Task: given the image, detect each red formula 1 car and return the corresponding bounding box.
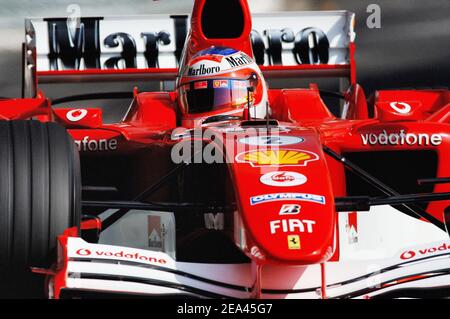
[1,0,450,299]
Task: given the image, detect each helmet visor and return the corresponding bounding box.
[180,78,255,114]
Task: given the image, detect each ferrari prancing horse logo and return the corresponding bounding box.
[236,150,319,167]
[288,235,301,250]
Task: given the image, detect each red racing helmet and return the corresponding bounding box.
[177,47,269,118]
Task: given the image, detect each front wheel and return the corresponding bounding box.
[0,120,81,298]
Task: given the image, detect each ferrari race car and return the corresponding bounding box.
[1,0,450,299]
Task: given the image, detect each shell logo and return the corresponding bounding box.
[236,150,319,167]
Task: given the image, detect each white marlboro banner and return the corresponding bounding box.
[25,11,355,72]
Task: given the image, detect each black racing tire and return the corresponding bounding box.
[0,120,81,298]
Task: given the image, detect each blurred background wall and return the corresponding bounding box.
[0,0,449,99]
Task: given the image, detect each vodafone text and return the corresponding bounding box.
[75,248,167,265]
[400,242,450,260]
[74,136,118,152]
[361,130,442,146]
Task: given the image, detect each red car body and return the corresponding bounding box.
[1,0,449,298]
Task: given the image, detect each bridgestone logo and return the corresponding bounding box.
[188,64,220,76]
[361,130,442,146]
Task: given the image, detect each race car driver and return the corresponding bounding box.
[176,46,269,126]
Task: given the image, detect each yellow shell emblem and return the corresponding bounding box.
[237,150,318,167]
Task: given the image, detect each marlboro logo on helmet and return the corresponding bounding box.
[188,64,221,76]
